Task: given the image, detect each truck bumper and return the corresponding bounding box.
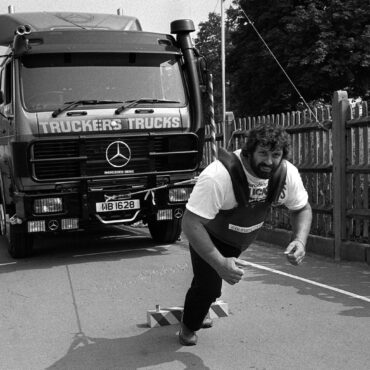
[13,183,192,234]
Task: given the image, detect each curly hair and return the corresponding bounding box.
[241,124,291,160]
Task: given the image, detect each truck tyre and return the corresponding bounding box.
[0,200,6,236]
[0,176,7,236]
[7,222,34,259]
[147,217,182,243]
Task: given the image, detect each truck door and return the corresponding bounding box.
[0,60,13,177]
[0,61,13,132]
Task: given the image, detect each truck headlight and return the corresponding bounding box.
[34,198,63,214]
[168,187,192,202]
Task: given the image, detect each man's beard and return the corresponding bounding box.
[250,160,279,179]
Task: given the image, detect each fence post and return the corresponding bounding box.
[332,91,349,261]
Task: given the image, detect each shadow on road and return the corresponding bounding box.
[44,260,207,370]
[46,326,210,370]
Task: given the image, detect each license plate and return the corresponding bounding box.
[96,199,140,212]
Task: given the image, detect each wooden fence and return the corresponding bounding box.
[202,91,370,263]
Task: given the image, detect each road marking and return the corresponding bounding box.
[242,260,370,304]
[73,246,166,258]
[0,262,16,267]
[100,235,149,240]
[112,225,148,236]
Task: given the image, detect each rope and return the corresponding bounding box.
[236,3,328,131]
[103,177,198,202]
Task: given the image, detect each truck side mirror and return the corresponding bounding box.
[0,90,4,105]
[196,56,208,93]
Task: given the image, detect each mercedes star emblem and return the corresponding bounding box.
[48,219,59,231]
[174,208,183,219]
[106,141,131,168]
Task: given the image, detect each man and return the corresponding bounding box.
[179,124,312,346]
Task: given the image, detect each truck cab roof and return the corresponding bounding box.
[0,11,143,46]
[0,12,179,54]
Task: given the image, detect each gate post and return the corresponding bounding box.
[332,91,350,261]
[224,111,235,150]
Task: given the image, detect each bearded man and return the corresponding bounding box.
[179,124,312,346]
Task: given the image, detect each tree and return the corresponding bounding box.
[195,11,237,121]
[228,0,370,116]
[196,0,370,117]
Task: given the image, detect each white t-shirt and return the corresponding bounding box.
[186,149,308,220]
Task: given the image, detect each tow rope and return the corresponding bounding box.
[103,177,198,203]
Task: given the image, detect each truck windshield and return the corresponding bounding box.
[20,53,186,112]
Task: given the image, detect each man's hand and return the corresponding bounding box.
[284,239,305,265]
[216,257,245,285]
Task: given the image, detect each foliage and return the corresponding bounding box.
[195,13,225,120]
[196,0,370,117]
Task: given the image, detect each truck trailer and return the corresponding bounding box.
[0,11,207,257]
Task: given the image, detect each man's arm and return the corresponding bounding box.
[284,202,313,265]
[181,209,244,285]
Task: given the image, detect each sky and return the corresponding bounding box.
[0,0,234,34]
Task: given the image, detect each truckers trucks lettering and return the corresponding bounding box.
[128,116,181,129]
[38,116,182,134]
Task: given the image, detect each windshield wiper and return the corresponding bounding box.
[115,98,180,115]
[52,100,123,118]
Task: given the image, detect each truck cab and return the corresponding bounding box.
[0,12,207,257]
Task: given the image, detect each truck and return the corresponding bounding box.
[0,11,207,258]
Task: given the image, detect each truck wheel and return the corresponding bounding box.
[0,201,6,236]
[7,222,34,259]
[0,176,7,236]
[147,217,182,243]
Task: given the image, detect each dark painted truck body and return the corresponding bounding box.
[0,12,207,257]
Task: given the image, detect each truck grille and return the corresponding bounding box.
[30,134,199,181]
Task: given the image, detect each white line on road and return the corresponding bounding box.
[112,225,148,236]
[73,246,167,258]
[0,262,16,267]
[99,235,149,240]
[243,260,370,304]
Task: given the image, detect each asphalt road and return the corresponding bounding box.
[0,225,369,370]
